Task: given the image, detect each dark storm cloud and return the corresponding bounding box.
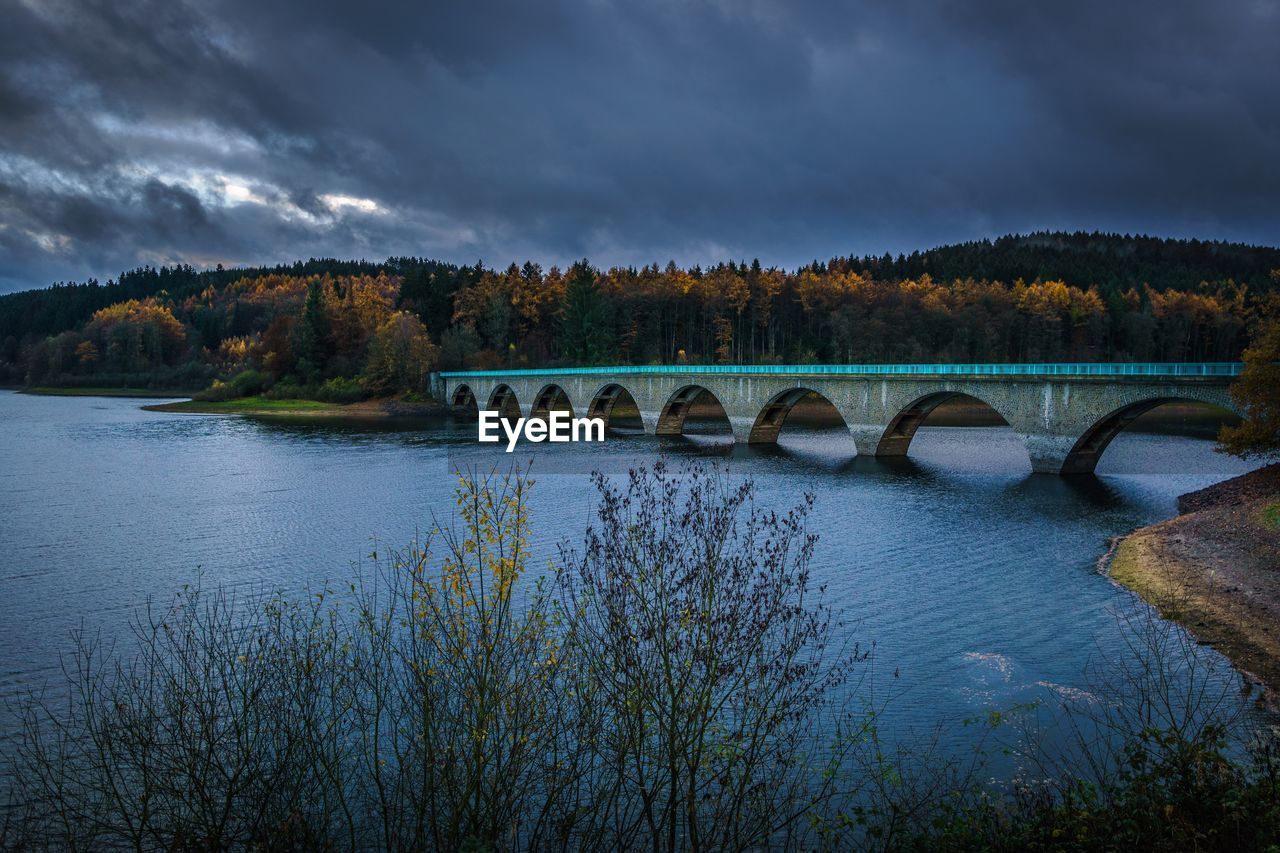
[0,0,1277,292]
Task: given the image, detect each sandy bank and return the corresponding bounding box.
[1108,463,1280,693]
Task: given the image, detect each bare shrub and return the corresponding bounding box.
[345,466,587,851]
[554,460,864,850]
[6,584,353,850]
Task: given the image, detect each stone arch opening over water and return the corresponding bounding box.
[876,392,1011,457]
[656,385,732,437]
[531,384,574,421]
[748,388,850,445]
[1063,397,1241,475]
[451,383,478,411]
[487,384,522,423]
[587,383,644,431]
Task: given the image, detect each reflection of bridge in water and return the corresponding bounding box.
[437,363,1242,475]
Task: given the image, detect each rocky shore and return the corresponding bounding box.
[1108,463,1280,695]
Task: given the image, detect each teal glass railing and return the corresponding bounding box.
[441,362,1242,379]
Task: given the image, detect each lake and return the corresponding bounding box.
[0,389,1264,772]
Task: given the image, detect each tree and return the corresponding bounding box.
[255,316,295,378]
[294,280,331,381]
[1219,305,1280,459]
[557,261,611,365]
[364,312,439,395]
[82,299,187,373]
[555,461,860,849]
[75,340,99,370]
[438,325,481,370]
[351,467,577,850]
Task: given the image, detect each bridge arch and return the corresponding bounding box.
[530,383,575,420]
[486,384,522,423]
[451,383,478,411]
[747,387,849,444]
[876,391,1011,457]
[587,383,643,431]
[1061,397,1240,475]
[656,384,732,437]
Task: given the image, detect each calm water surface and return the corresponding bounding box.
[0,390,1264,764]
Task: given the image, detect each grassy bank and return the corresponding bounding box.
[1108,463,1280,695]
[23,386,200,398]
[147,396,341,415]
[145,395,463,418]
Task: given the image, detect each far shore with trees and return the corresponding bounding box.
[1,233,1278,412]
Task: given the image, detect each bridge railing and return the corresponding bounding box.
[441,362,1242,379]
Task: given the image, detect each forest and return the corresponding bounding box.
[1,232,1277,398]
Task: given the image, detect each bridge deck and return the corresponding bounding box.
[441,362,1241,380]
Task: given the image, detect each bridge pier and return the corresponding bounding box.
[638,409,662,435]
[729,418,756,445]
[846,424,888,458]
[1019,433,1080,475]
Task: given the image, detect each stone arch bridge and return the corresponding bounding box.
[436,363,1241,475]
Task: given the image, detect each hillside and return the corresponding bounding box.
[0,232,1275,398]
[3,232,1278,346]
[854,231,1280,293]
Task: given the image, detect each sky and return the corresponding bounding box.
[0,0,1277,293]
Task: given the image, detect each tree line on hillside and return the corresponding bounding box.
[863,231,1280,293]
[1,232,1277,397]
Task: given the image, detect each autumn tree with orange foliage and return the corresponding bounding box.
[83,298,188,373]
[364,312,440,395]
[1219,272,1280,459]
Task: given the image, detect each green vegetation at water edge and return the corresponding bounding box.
[24,386,200,398]
[149,396,341,413]
[1219,314,1280,459]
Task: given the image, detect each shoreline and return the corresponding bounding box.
[1107,463,1280,697]
[21,386,203,398]
[142,395,469,419]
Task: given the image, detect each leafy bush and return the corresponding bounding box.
[896,727,1280,851]
[315,375,367,404]
[263,380,310,400]
[196,368,269,401]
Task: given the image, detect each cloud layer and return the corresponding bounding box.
[1,0,1277,292]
